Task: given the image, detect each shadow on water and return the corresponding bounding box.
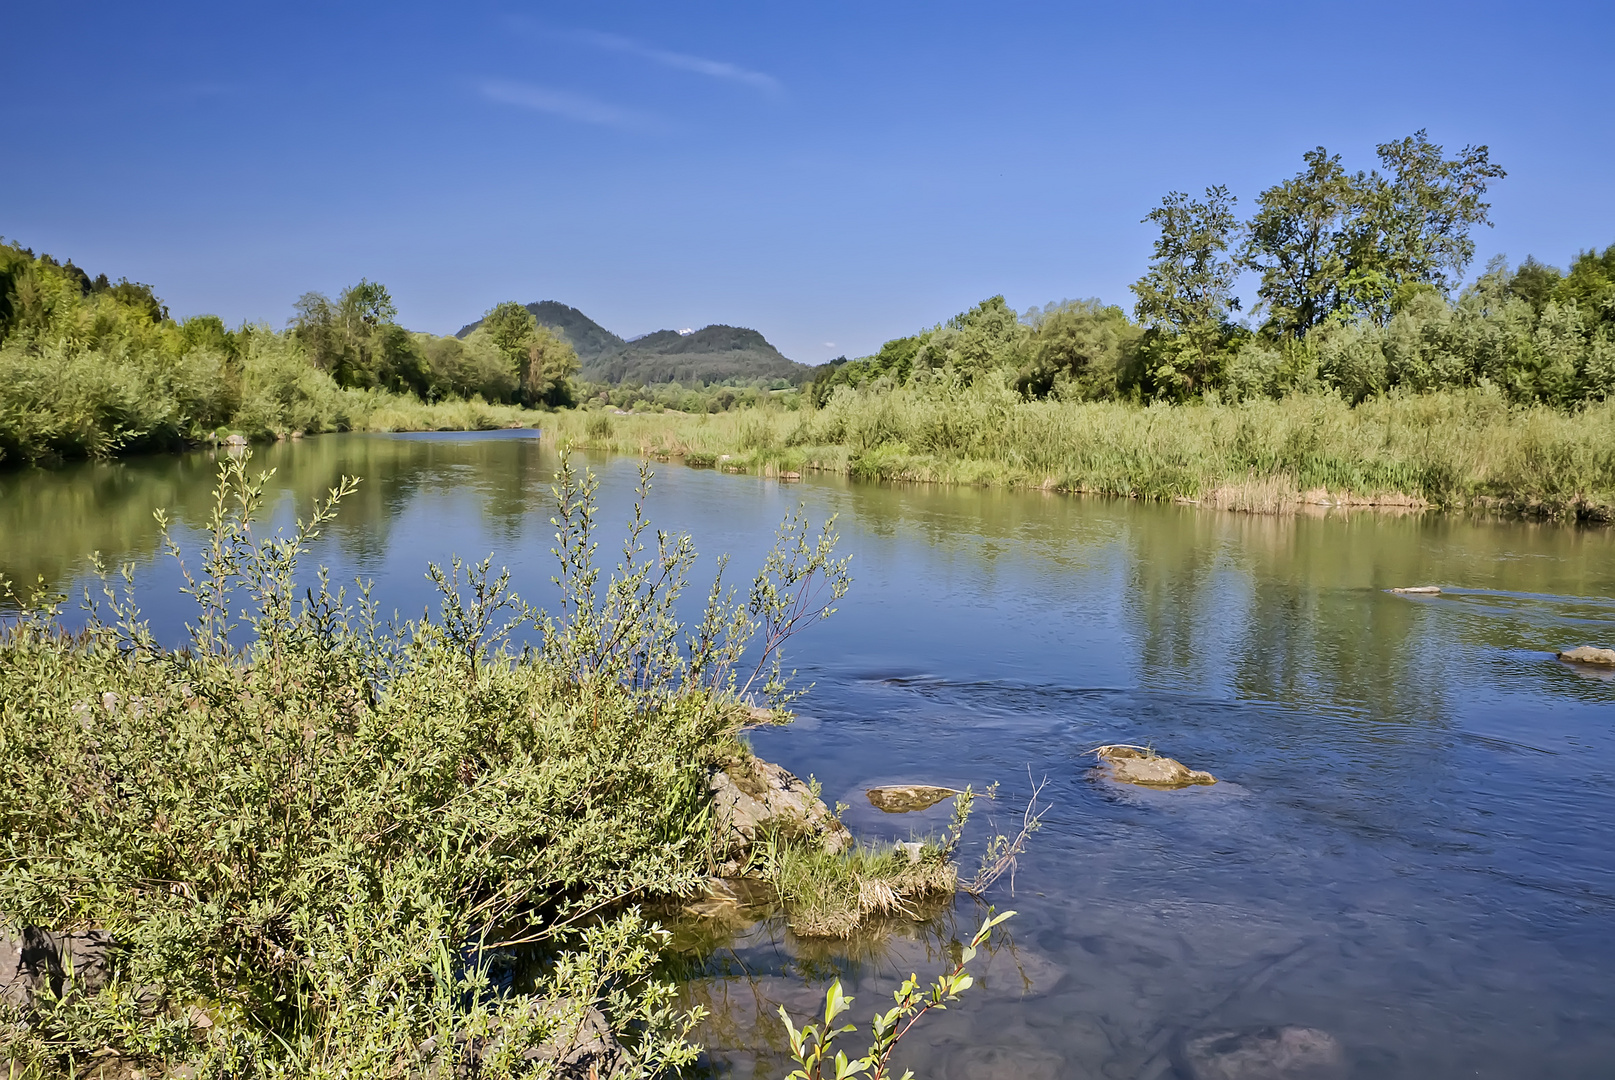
[5,432,1615,1077]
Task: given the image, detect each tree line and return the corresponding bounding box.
[0,242,578,463]
[813,131,1615,409]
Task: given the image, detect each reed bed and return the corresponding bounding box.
[546,386,1615,522]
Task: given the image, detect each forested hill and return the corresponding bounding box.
[588,324,812,386]
[456,300,625,361]
[460,300,809,385]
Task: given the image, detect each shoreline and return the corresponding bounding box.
[540,397,1615,526]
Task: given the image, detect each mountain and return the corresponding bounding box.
[457,301,811,386]
[587,324,812,386]
[456,301,625,362]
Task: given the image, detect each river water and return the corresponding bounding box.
[4,431,1614,1078]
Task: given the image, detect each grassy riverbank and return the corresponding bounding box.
[549,385,1615,522]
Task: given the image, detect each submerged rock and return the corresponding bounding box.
[865,784,959,813]
[1389,585,1441,594]
[944,1045,1064,1080]
[1181,1026,1345,1080]
[1093,745,1216,788]
[1557,645,1615,666]
[708,755,851,867]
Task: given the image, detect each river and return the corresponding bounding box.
[4,430,1614,1078]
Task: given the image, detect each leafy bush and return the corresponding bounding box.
[0,449,851,1076]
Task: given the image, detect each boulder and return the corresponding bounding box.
[0,928,118,1010]
[1181,1026,1344,1080]
[865,784,959,813]
[1094,745,1215,788]
[708,756,851,865]
[1558,645,1615,666]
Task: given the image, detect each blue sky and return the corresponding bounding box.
[7,1,1612,361]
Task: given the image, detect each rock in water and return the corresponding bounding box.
[1094,745,1216,788]
[1389,585,1441,594]
[1181,1027,1344,1080]
[1558,645,1615,666]
[865,784,959,813]
[708,755,851,866]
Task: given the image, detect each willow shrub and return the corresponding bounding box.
[0,449,849,1077]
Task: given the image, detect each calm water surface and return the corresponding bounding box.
[4,431,1614,1079]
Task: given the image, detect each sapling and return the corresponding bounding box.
[776,909,1015,1080]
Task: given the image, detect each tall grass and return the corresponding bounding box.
[548,384,1615,522]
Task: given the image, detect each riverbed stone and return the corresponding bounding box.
[1181,1026,1345,1080]
[1094,745,1216,788]
[1557,645,1615,666]
[944,1045,1064,1080]
[0,927,118,1010]
[866,784,958,813]
[708,755,851,865]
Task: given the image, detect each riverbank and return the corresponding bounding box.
[546,386,1615,523]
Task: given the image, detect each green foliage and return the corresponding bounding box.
[475,302,581,408]
[1242,147,1359,337]
[292,280,430,395]
[1130,186,1244,397]
[1243,132,1506,335]
[0,243,553,465]
[1016,300,1140,400]
[0,449,851,1075]
[776,910,1014,1080]
[1367,130,1506,300]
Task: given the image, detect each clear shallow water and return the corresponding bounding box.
[4,432,1615,1078]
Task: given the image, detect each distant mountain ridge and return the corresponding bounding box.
[456,301,625,362]
[457,301,811,386]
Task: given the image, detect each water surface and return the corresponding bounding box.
[4,432,1614,1078]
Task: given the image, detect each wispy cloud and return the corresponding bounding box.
[478,80,652,129]
[573,30,781,93]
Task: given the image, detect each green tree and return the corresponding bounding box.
[523,323,581,406]
[912,296,1027,383]
[1241,148,1358,337]
[1555,242,1615,332]
[1016,299,1136,399]
[1131,185,1242,396]
[1353,130,1506,315]
[1506,256,1564,314]
[482,299,538,366]
[480,301,579,407]
[292,280,426,393]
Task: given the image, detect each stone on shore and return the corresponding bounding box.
[0,928,117,1011]
[708,755,851,867]
[1094,745,1216,788]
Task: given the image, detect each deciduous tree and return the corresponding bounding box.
[1131,185,1242,396]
